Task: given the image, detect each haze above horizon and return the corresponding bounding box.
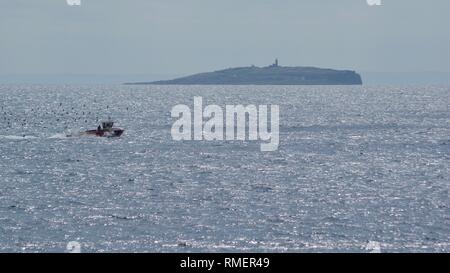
[1,0,450,83]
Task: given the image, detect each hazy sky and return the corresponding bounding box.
[1,0,450,76]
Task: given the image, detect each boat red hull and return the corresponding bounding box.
[83,128,124,137]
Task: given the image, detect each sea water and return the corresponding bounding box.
[0,84,449,252]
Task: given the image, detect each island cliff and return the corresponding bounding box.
[128,60,362,85]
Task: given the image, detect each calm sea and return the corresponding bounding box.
[0,84,449,252]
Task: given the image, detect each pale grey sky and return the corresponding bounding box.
[1,0,450,80]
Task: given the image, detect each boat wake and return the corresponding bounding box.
[48,133,71,139]
[0,135,38,140]
[1,120,124,140]
[0,134,69,140]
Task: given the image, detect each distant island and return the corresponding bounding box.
[127,60,362,85]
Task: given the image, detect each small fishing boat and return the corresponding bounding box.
[83,120,124,137]
[67,120,124,138]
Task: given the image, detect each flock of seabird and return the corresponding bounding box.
[1,103,129,132]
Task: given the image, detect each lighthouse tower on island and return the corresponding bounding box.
[270,59,279,67]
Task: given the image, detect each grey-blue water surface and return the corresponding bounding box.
[0,84,449,252]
